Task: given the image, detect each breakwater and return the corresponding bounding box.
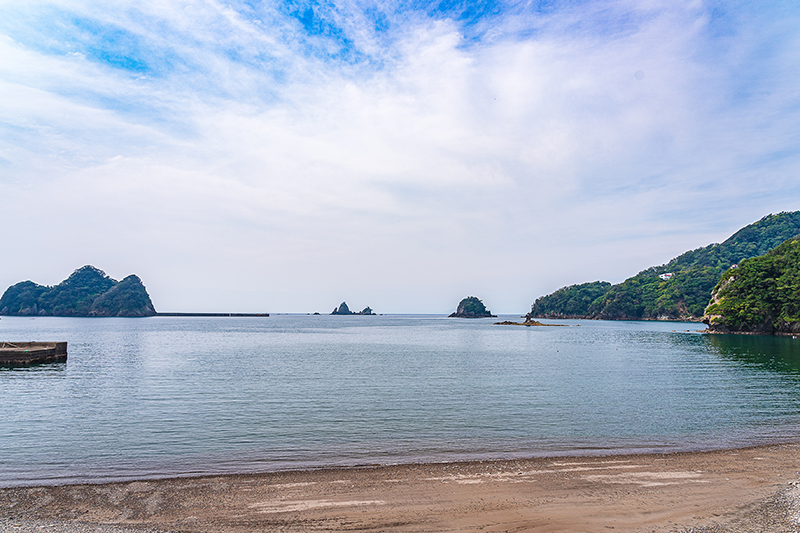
[156,313,269,317]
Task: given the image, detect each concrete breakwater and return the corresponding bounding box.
[156,313,269,317]
[0,342,67,367]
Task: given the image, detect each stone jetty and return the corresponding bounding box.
[0,342,67,367]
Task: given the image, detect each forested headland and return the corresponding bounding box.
[531,211,800,321]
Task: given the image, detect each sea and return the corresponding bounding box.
[2,314,800,487]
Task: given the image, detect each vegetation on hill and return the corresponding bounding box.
[0,266,156,317]
[450,296,496,318]
[530,211,800,321]
[88,275,157,317]
[530,281,611,318]
[703,236,800,334]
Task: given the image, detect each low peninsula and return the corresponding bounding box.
[0,265,156,317]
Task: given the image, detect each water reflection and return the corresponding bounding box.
[706,334,800,374]
[0,362,67,373]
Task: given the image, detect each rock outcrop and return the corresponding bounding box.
[331,302,375,315]
[494,315,567,327]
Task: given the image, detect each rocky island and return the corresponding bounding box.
[331,302,375,315]
[0,265,156,317]
[449,296,496,318]
[703,235,800,335]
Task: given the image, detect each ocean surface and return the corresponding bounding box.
[2,314,800,487]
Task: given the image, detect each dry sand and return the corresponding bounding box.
[3,443,800,532]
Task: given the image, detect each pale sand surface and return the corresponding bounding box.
[2,444,800,532]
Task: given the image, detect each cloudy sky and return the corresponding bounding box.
[1,0,799,314]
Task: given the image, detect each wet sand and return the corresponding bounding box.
[2,443,800,532]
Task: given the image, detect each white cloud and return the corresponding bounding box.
[1,0,799,312]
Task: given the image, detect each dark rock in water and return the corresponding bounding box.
[0,266,157,317]
[331,302,376,315]
[449,296,496,318]
[494,316,568,327]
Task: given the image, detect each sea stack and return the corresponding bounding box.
[332,302,353,315]
[331,302,376,315]
[449,296,496,318]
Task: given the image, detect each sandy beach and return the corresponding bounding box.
[2,443,800,532]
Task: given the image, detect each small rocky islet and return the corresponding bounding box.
[331,302,375,315]
[449,296,496,318]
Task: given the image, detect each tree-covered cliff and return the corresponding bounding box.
[0,266,156,317]
[703,236,800,334]
[531,211,800,321]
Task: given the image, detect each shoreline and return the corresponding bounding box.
[5,437,799,490]
[3,443,800,532]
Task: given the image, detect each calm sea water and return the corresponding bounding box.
[2,315,800,487]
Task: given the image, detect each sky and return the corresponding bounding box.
[1,0,799,314]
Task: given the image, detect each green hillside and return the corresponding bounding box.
[531,211,800,320]
[704,236,800,334]
[530,281,611,318]
[0,266,156,317]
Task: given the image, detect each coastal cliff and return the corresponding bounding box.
[703,236,800,335]
[0,266,156,317]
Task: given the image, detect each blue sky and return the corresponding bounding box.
[1,0,799,313]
